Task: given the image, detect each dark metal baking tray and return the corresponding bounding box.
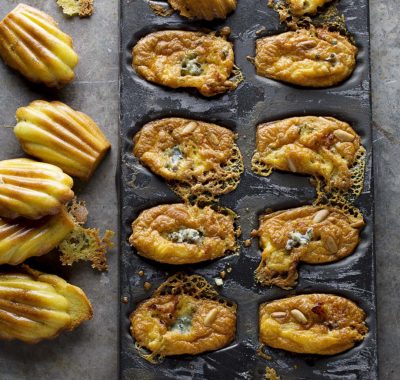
[119,0,377,378]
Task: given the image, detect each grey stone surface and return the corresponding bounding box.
[0,0,396,379]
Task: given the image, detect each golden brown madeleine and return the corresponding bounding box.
[259,294,368,355]
[14,101,111,181]
[132,30,238,97]
[255,28,357,87]
[133,118,243,200]
[0,207,74,265]
[130,204,237,265]
[255,205,364,289]
[0,265,92,343]
[0,158,74,220]
[252,116,363,191]
[130,274,236,356]
[0,4,79,87]
[168,0,236,20]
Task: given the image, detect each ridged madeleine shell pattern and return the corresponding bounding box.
[0,4,79,87]
[0,266,92,343]
[15,101,111,181]
[0,158,74,220]
[0,207,75,265]
[168,0,237,20]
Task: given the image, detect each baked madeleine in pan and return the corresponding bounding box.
[259,294,368,355]
[0,4,79,87]
[0,266,92,343]
[129,204,237,265]
[255,205,364,289]
[252,116,363,191]
[168,0,236,20]
[0,207,74,265]
[130,273,236,357]
[132,30,239,96]
[0,159,74,220]
[255,28,357,87]
[133,118,243,201]
[15,100,111,181]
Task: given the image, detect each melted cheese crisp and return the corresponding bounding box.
[255,205,364,289]
[255,28,357,87]
[168,0,236,20]
[259,294,368,355]
[252,116,362,191]
[130,204,237,265]
[0,266,92,343]
[286,0,332,16]
[133,118,243,201]
[133,30,238,96]
[131,294,236,356]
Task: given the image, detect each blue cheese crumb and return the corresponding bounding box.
[168,228,203,244]
[285,228,313,250]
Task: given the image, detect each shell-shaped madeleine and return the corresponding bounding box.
[168,0,236,20]
[15,101,111,181]
[0,4,79,87]
[0,207,75,265]
[0,266,92,343]
[0,158,74,220]
[259,294,368,355]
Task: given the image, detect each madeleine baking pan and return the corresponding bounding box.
[119,0,377,378]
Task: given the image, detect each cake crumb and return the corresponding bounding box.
[138,270,145,277]
[144,282,152,290]
[244,239,252,247]
[56,0,94,17]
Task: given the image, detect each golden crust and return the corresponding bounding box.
[285,0,332,16]
[133,118,243,200]
[129,204,237,265]
[0,158,74,220]
[0,265,92,343]
[0,4,79,87]
[168,0,236,20]
[131,294,236,356]
[0,206,75,265]
[255,28,357,87]
[132,30,238,96]
[259,294,368,355]
[255,205,364,289]
[15,100,111,181]
[252,116,362,190]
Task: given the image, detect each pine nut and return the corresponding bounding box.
[312,209,330,223]
[204,308,219,326]
[290,309,308,324]
[181,122,197,135]
[325,236,338,253]
[271,311,287,319]
[333,130,355,142]
[287,157,297,173]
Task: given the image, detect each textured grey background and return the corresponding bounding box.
[0,0,395,379]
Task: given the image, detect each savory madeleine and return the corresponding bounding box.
[255,28,357,87]
[0,158,74,220]
[131,274,236,357]
[0,4,79,87]
[132,30,239,96]
[129,204,237,265]
[252,116,363,191]
[168,0,236,20]
[259,294,368,355]
[133,118,243,201]
[0,266,92,343]
[0,207,74,265]
[15,100,111,181]
[255,205,364,289]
